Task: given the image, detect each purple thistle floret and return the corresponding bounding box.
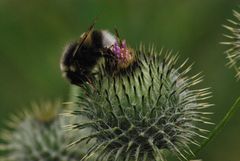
[113,42,121,58]
[111,40,130,61]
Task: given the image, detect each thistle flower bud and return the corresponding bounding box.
[0,101,85,161]
[69,46,212,161]
[222,10,240,79]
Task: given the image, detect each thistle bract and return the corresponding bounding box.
[70,46,212,161]
[223,10,240,79]
[0,101,85,161]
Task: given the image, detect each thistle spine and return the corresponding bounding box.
[222,10,240,79]
[0,101,85,161]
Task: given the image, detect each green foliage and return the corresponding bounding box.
[69,46,212,161]
[1,1,239,161]
[0,101,85,161]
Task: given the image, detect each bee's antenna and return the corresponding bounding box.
[114,28,122,46]
[72,21,96,58]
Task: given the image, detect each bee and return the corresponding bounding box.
[60,23,117,86]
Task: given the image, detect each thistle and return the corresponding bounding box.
[0,100,85,161]
[222,10,240,79]
[68,45,212,161]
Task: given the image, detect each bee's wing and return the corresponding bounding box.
[72,23,95,58]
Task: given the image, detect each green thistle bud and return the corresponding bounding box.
[222,10,240,79]
[69,46,212,161]
[0,101,85,161]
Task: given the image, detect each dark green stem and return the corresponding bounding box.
[196,96,240,155]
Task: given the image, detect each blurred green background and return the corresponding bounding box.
[0,0,240,160]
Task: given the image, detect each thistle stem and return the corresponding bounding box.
[196,96,240,155]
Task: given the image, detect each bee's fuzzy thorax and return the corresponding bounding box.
[101,30,117,48]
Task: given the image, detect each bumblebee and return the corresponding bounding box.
[60,24,116,86]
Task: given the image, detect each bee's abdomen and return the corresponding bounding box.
[64,70,88,85]
[60,42,78,72]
